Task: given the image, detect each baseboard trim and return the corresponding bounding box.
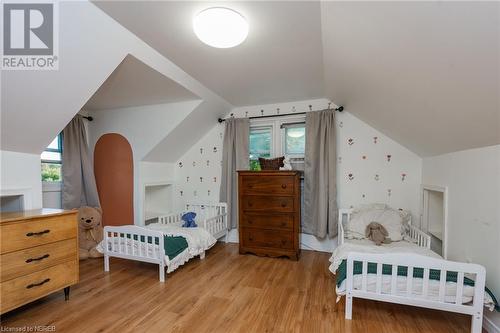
[484,314,500,333]
[223,229,337,253]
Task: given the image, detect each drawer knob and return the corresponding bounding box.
[26,254,50,263]
[26,278,50,289]
[26,229,50,237]
[281,184,287,189]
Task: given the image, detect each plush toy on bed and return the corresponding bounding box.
[78,206,104,260]
[365,222,391,246]
[181,212,197,228]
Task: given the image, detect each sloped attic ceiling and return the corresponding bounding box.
[94,1,499,157]
[322,1,499,157]
[83,55,199,111]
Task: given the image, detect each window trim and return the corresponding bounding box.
[41,134,62,164]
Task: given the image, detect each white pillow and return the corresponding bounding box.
[345,206,406,241]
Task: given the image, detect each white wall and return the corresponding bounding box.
[0,151,42,210]
[88,101,199,224]
[422,145,500,330]
[173,98,423,252]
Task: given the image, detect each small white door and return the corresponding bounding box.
[421,185,448,258]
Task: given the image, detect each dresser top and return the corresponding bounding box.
[0,209,77,223]
[238,170,301,176]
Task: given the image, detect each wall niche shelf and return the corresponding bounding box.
[143,181,174,223]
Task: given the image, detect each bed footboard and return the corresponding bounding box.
[345,252,486,333]
[406,225,431,249]
[103,226,166,282]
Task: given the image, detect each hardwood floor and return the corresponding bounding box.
[1,243,473,332]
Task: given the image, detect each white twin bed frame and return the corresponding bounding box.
[338,209,486,333]
[102,202,227,282]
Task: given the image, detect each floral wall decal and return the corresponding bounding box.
[348,138,355,146]
[401,173,407,181]
[200,148,203,154]
[374,174,380,181]
[373,136,378,144]
[178,162,183,168]
[192,161,196,167]
[386,154,392,162]
[348,173,355,181]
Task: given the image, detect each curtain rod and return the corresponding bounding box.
[217,105,343,123]
[80,115,93,121]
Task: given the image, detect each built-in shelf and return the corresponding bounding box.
[142,181,174,223]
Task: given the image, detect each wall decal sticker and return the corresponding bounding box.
[178,162,183,168]
[373,136,378,144]
[292,106,296,113]
[362,155,367,160]
[245,111,248,117]
[261,109,264,116]
[219,132,223,139]
[387,189,392,197]
[348,138,354,146]
[213,177,217,182]
[386,154,392,162]
[277,108,280,114]
[348,173,354,181]
[208,190,211,196]
[362,194,366,198]
[338,156,342,164]
[200,148,203,154]
[192,161,196,167]
[375,174,380,181]
[206,160,210,166]
[339,121,343,128]
[213,147,218,153]
[200,177,203,183]
[186,176,190,182]
[180,190,183,196]
[401,173,407,181]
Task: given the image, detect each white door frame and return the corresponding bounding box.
[420,184,448,259]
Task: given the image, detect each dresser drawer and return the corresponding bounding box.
[241,214,294,231]
[241,176,295,195]
[0,260,78,314]
[242,196,294,212]
[241,228,294,250]
[0,239,77,282]
[1,215,76,254]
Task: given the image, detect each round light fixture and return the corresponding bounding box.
[193,7,248,48]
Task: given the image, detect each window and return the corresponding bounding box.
[282,123,305,158]
[249,117,305,171]
[41,135,62,182]
[249,126,272,171]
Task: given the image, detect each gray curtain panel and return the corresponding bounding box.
[220,118,250,229]
[303,110,338,238]
[62,115,100,209]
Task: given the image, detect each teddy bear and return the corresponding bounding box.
[78,206,104,260]
[365,222,391,246]
[181,212,197,228]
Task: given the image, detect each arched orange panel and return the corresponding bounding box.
[94,133,134,226]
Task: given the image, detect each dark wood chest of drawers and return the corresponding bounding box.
[238,171,301,260]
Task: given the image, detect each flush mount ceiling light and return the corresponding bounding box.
[193,7,248,48]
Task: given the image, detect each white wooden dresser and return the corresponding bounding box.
[0,209,79,314]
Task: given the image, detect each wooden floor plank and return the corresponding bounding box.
[0,243,472,332]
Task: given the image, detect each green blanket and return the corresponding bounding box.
[120,233,188,260]
[335,259,499,311]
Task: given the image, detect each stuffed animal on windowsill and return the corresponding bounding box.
[181,212,197,228]
[365,222,392,246]
[78,206,104,260]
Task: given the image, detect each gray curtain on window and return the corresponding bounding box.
[62,115,100,209]
[220,118,250,229]
[303,110,337,238]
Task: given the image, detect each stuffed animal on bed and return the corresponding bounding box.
[181,212,197,228]
[365,222,391,246]
[78,206,104,260]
